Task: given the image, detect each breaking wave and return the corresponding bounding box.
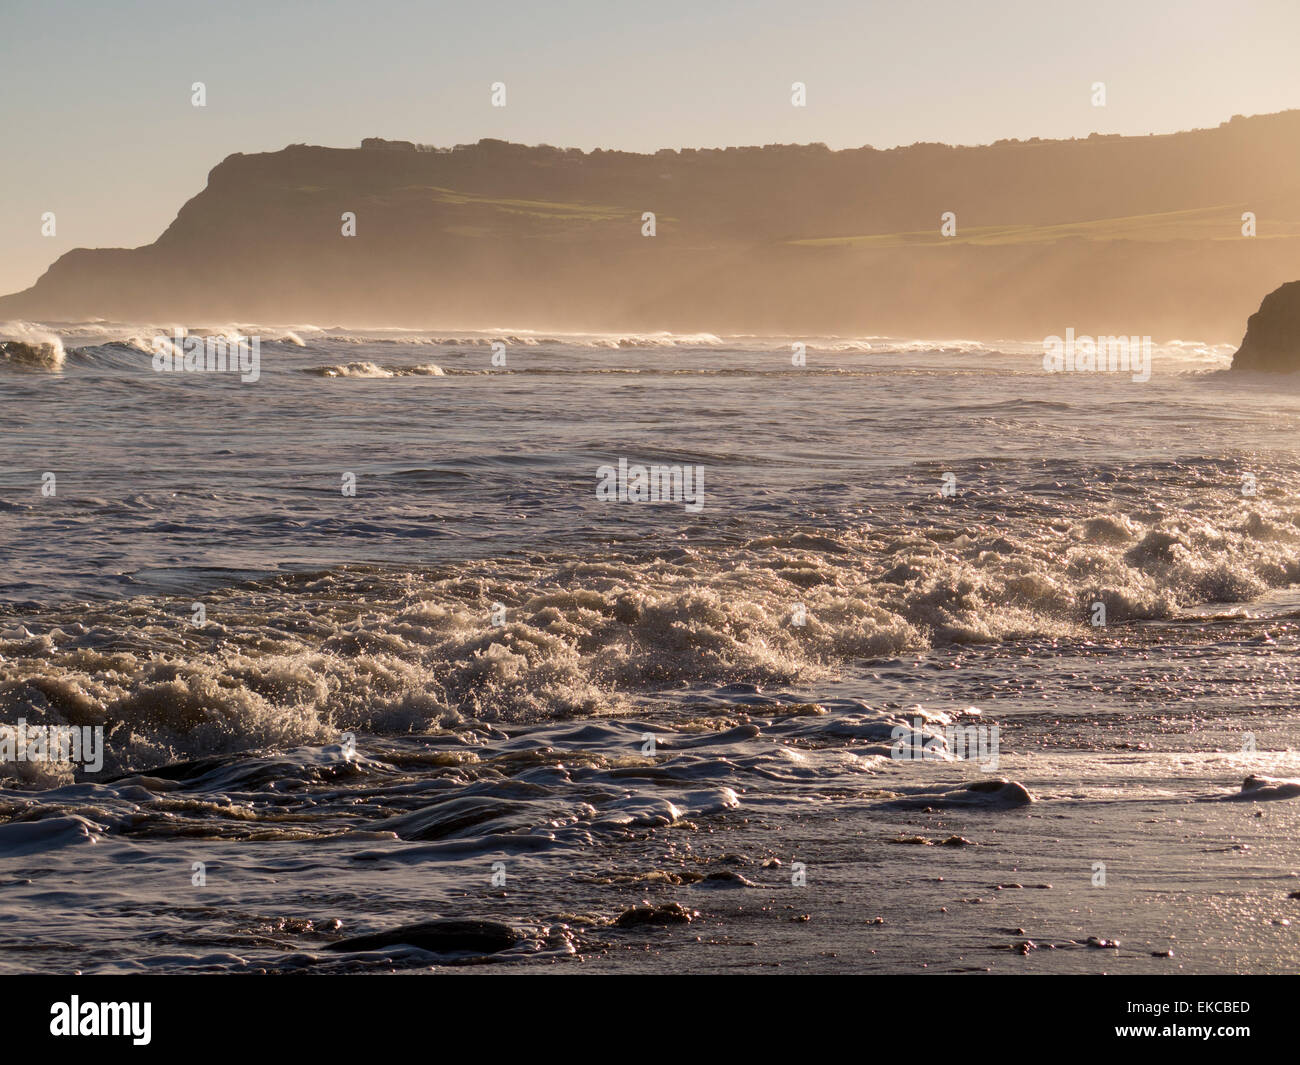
[3,478,1299,781]
[0,323,65,371]
[303,361,446,378]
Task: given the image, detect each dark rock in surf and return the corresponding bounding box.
[325,918,522,955]
[1232,774,1300,800]
[700,870,757,887]
[963,778,1035,805]
[1231,281,1300,372]
[879,778,1035,811]
[614,901,697,927]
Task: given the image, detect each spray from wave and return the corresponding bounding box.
[0,322,65,371]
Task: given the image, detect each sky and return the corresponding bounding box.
[2,0,1299,296]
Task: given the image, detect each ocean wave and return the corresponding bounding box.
[303,361,446,377]
[0,322,1243,373]
[3,481,1298,779]
[0,323,65,371]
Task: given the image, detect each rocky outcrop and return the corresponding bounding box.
[1231,281,1300,371]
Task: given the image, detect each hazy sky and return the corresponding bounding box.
[2,0,1298,296]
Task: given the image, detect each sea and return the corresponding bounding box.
[1,322,1298,973]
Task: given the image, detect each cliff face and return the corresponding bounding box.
[1231,281,1300,371]
[5,111,1300,336]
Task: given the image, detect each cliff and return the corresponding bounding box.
[5,111,1300,337]
[1231,281,1300,371]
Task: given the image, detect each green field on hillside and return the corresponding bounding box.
[789,205,1300,247]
